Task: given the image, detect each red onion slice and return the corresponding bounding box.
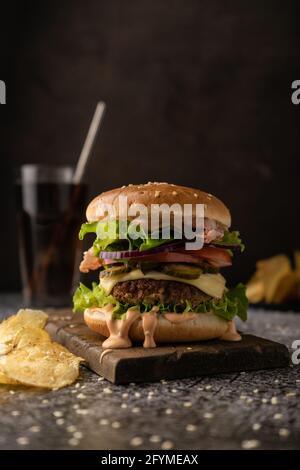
[209,243,241,251]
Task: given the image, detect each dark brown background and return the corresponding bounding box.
[1,0,300,290]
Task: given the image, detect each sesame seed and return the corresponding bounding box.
[165,409,173,415]
[112,421,121,429]
[194,193,198,198]
[68,438,79,447]
[271,397,278,405]
[56,419,65,426]
[246,398,253,404]
[130,436,143,447]
[262,398,268,404]
[273,413,283,420]
[77,393,86,399]
[252,423,261,431]
[53,411,63,417]
[99,419,109,426]
[67,425,77,433]
[9,390,15,395]
[121,403,128,409]
[278,428,290,437]
[149,435,161,443]
[122,393,129,398]
[98,377,104,381]
[172,191,178,196]
[134,392,141,398]
[73,432,83,439]
[73,404,79,409]
[171,389,177,393]
[186,347,193,350]
[205,385,212,390]
[75,409,88,415]
[285,392,296,397]
[160,380,168,384]
[103,387,112,394]
[161,440,174,450]
[132,407,140,413]
[240,395,247,400]
[241,439,260,449]
[197,387,204,391]
[29,426,40,433]
[17,437,29,446]
[274,379,279,384]
[186,424,197,432]
[183,402,192,408]
[11,410,20,416]
[253,389,259,394]
[204,412,214,419]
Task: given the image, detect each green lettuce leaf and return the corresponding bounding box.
[73,282,248,321]
[73,282,129,318]
[79,222,98,241]
[208,283,248,321]
[215,230,245,252]
[79,219,173,253]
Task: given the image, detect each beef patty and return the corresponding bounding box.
[111,279,211,307]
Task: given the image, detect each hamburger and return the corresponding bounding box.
[73,182,247,349]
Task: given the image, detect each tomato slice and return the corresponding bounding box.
[128,246,232,268]
[181,246,232,267]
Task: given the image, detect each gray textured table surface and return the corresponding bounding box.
[0,294,299,450]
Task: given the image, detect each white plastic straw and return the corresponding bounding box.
[73,101,106,184]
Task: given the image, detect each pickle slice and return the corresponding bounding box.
[162,263,202,279]
[100,264,129,278]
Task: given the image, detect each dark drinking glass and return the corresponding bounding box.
[15,165,87,307]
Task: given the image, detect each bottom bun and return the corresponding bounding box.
[84,308,241,344]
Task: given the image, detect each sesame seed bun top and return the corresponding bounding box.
[86,182,231,228]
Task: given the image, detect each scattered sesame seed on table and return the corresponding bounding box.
[0,293,299,450]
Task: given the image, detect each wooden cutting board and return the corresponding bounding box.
[45,309,290,384]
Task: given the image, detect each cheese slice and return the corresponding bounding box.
[100,269,226,299]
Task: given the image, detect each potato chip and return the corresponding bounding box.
[272,272,299,304]
[0,309,48,353]
[0,369,19,385]
[0,309,82,389]
[0,342,83,389]
[256,255,292,303]
[294,251,300,273]
[15,326,51,349]
[246,272,264,303]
